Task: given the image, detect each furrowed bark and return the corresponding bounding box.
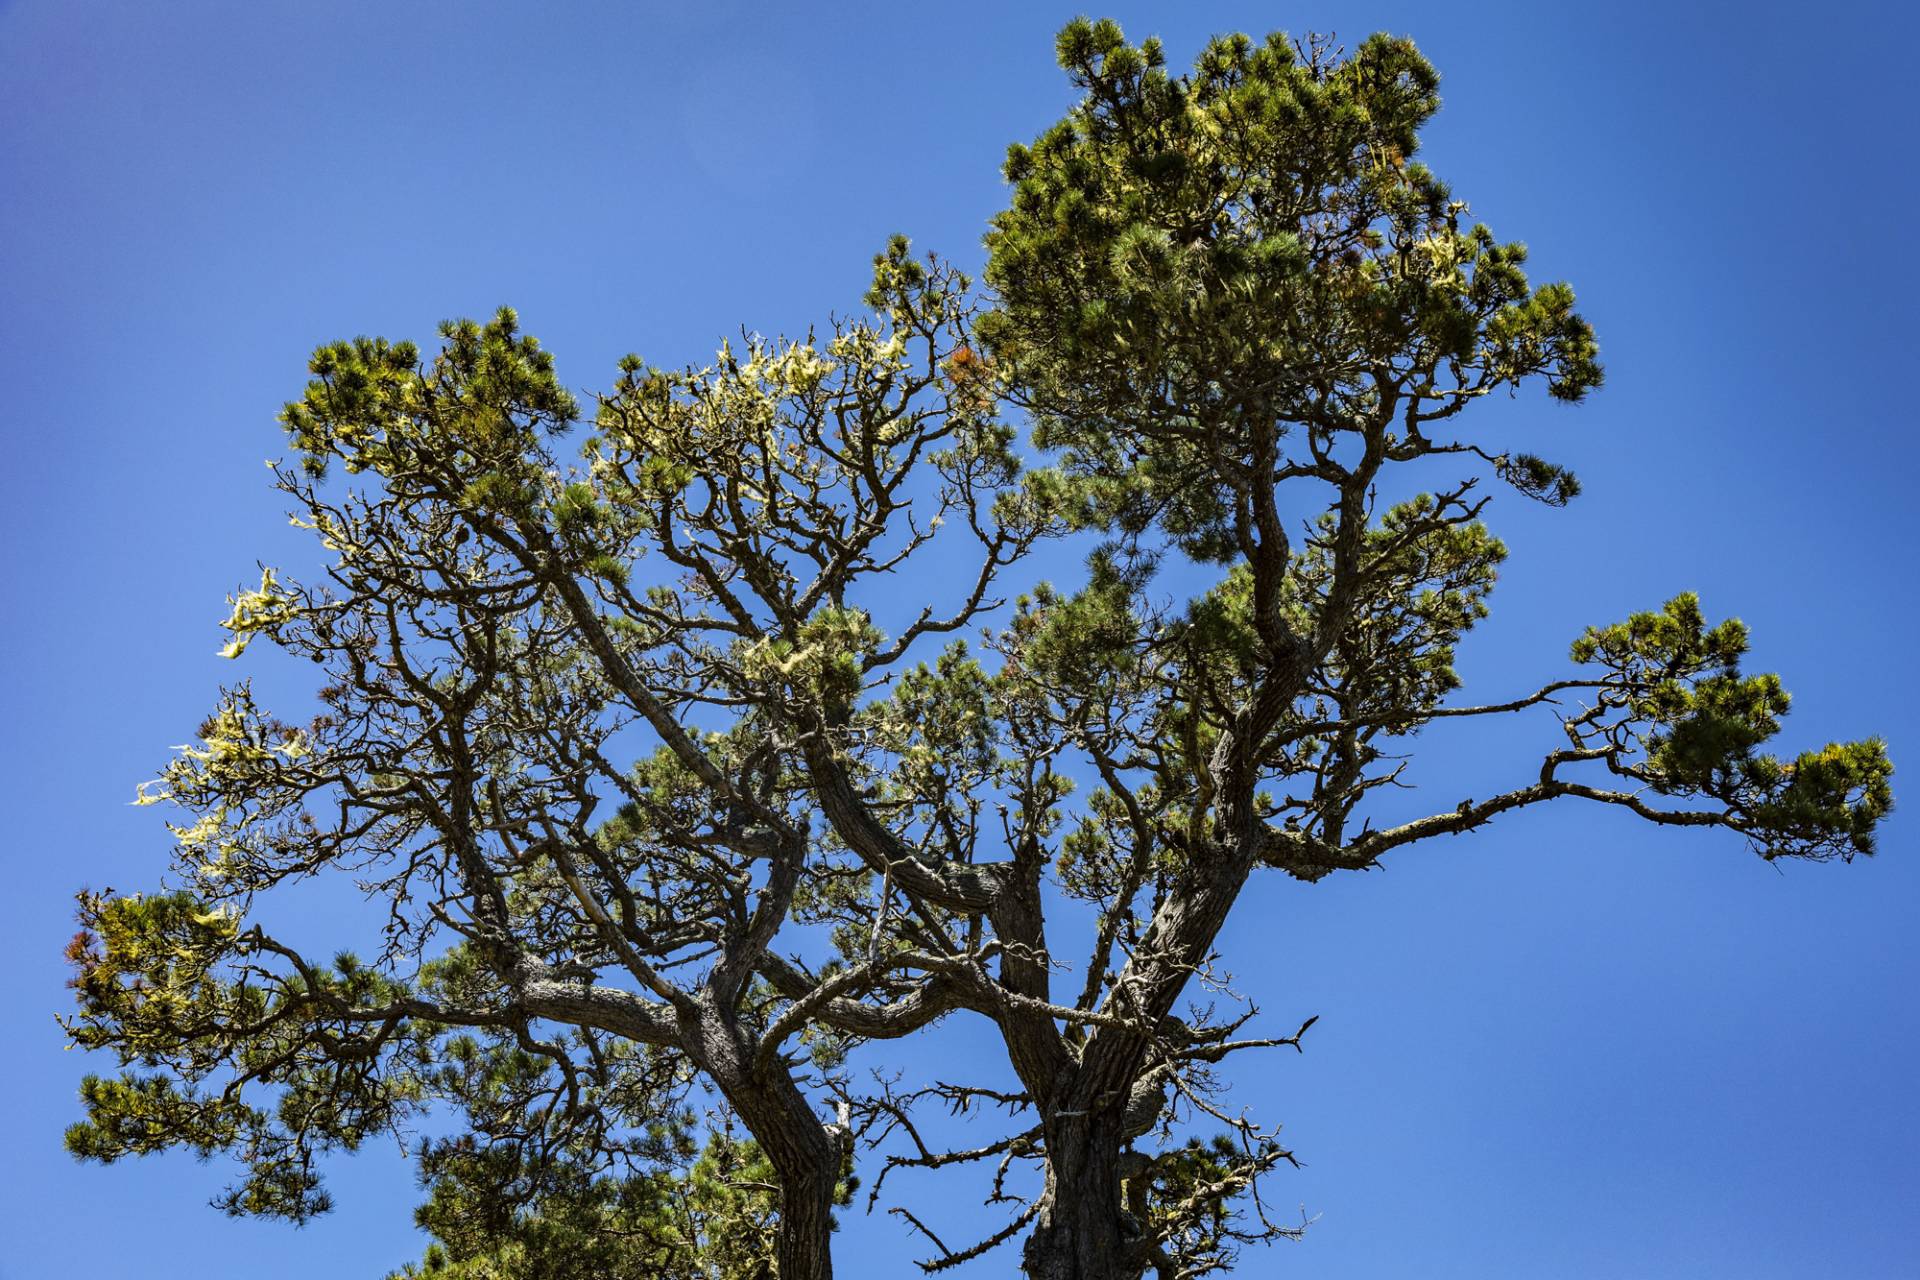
[1022,1109,1136,1280]
[689,993,845,1280]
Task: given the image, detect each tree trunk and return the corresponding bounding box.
[722,1070,840,1280]
[772,1166,839,1280]
[1021,1112,1139,1280]
[691,1002,841,1280]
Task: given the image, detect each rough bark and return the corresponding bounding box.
[1022,1110,1136,1280]
[694,999,842,1280]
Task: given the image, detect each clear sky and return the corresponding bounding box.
[3,1,1916,1276]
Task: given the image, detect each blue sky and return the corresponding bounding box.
[2,1,1915,1275]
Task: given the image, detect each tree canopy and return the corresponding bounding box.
[65,19,1891,1280]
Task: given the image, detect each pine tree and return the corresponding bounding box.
[65,20,1890,1280]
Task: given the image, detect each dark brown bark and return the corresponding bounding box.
[772,1164,840,1280]
[694,999,842,1280]
[1021,1110,1137,1280]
